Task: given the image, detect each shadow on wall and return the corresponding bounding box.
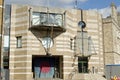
[30,28,64,40]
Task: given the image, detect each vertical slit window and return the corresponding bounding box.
[70,38,74,50]
[16,36,22,48]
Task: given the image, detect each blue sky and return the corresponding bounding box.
[5,0,120,18]
[79,0,120,10]
[5,0,120,9]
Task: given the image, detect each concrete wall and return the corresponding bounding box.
[103,18,114,64]
[9,4,104,80]
[118,12,120,27]
[103,3,120,65]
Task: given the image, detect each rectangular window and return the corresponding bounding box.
[78,57,88,73]
[32,12,63,26]
[16,36,22,48]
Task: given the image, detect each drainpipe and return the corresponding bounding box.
[0,0,4,70]
[0,0,4,79]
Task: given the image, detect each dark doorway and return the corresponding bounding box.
[78,57,88,73]
[32,56,63,79]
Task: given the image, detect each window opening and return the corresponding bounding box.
[78,57,88,73]
[16,36,22,48]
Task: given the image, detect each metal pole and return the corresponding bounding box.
[0,0,4,79]
[47,0,49,24]
[47,0,49,8]
[81,28,84,56]
[0,0,4,67]
[81,10,83,21]
[74,0,77,9]
[81,10,84,56]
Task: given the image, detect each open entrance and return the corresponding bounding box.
[78,57,88,73]
[32,56,63,79]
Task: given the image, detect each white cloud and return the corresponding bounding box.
[89,5,120,18]
[59,0,73,4]
[5,0,119,18]
[98,7,111,18]
[117,5,120,12]
[88,7,111,18]
[5,0,88,8]
[98,5,120,18]
[78,0,88,2]
[6,0,46,6]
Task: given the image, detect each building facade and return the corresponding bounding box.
[2,2,120,80]
[102,3,120,80]
[103,3,120,65]
[7,4,106,80]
